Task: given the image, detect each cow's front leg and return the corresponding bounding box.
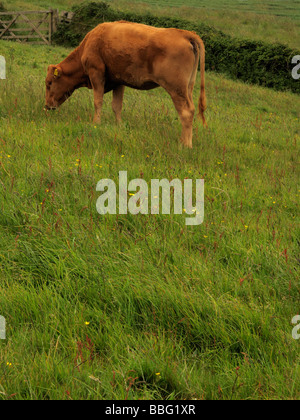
[112,85,125,124]
[89,67,105,124]
[93,91,104,123]
[93,84,104,124]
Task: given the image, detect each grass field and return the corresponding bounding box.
[3,0,300,49]
[112,0,300,49]
[0,36,299,400]
[115,0,300,19]
[6,0,300,18]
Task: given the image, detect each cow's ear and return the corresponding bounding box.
[53,66,62,79]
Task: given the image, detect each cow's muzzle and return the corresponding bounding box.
[44,105,57,111]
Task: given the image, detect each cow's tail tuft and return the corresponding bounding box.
[198,37,207,127]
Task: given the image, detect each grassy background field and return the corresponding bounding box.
[0,33,299,400]
[2,0,300,49]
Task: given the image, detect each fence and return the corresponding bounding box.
[0,10,59,45]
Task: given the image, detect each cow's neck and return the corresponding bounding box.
[60,46,88,87]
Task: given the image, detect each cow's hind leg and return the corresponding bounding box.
[170,91,195,148]
[112,85,125,123]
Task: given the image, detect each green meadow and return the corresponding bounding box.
[112,0,300,49]
[0,37,299,399]
[114,0,300,19]
[1,0,300,400]
[2,0,300,48]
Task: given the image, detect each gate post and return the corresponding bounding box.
[49,9,59,43]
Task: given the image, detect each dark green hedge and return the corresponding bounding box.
[0,2,9,29]
[0,3,13,29]
[53,1,299,94]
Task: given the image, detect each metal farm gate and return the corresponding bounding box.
[0,10,58,45]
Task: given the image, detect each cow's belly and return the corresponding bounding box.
[104,79,119,93]
[105,71,159,92]
[122,80,159,90]
[104,79,158,93]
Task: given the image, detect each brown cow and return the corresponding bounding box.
[45,21,207,148]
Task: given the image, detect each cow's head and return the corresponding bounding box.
[44,65,75,110]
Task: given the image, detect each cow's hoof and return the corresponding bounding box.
[180,140,193,149]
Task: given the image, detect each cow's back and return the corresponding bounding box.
[81,21,199,90]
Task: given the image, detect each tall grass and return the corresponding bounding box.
[110,0,300,49]
[2,0,299,48]
[0,40,299,400]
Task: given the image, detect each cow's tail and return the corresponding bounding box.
[197,37,207,127]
